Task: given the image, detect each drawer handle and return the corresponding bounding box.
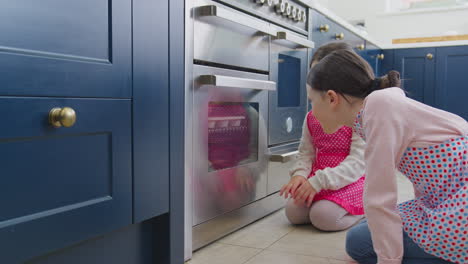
[199,75,276,91]
[49,107,77,128]
[196,5,277,36]
[356,44,365,50]
[274,31,315,49]
[319,24,329,32]
[426,53,434,60]
[377,54,385,60]
[270,150,299,163]
[335,32,345,40]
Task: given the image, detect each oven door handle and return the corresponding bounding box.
[274,32,315,49]
[270,150,299,163]
[196,5,277,37]
[199,75,276,91]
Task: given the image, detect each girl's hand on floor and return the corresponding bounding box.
[293,181,317,207]
[279,176,306,199]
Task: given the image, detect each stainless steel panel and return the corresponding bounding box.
[193,193,286,250]
[267,142,299,195]
[193,0,270,71]
[268,26,308,146]
[215,0,309,34]
[185,0,195,259]
[192,65,269,226]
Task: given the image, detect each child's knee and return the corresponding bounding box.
[285,200,308,225]
[345,221,375,262]
[308,201,345,231]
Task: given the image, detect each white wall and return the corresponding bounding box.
[315,0,468,45]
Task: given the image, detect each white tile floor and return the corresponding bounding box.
[187,174,414,264]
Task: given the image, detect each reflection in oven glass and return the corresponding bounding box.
[278,53,301,108]
[207,102,259,209]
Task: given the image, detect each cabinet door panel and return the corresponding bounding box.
[0,0,131,98]
[0,97,132,263]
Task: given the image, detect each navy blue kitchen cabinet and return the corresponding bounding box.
[0,98,132,263]
[310,9,380,76]
[132,0,170,223]
[0,0,131,98]
[393,48,436,106]
[383,46,468,119]
[380,49,395,77]
[363,42,384,77]
[0,0,185,262]
[435,46,468,119]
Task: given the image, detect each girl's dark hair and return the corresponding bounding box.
[307,49,401,98]
[310,42,354,68]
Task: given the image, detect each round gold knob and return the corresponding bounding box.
[335,32,344,40]
[49,107,77,128]
[377,54,385,60]
[319,24,329,32]
[426,53,433,60]
[357,44,365,50]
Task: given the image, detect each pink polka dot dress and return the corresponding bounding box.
[354,108,468,264]
[307,112,365,215]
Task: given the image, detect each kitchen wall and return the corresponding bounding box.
[315,0,468,45]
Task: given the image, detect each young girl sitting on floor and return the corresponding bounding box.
[280,42,366,231]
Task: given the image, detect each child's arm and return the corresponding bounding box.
[362,92,412,264]
[289,117,316,179]
[308,131,365,192]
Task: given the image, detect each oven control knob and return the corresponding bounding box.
[256,0,266,5]
[275,1,286,14]
[267,0,274,6]
[289,6,297,19]
[301,10,307,22]
[294,9,302,21]
[284,2,292,17]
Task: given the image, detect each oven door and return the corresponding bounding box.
[192,65,274,225]
[268,27,312,146]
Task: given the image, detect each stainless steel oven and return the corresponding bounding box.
[185,0,313,258]
[268,25,311,146]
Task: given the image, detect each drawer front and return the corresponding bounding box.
[0,97,132,263]
[0,0,131,98]
[193,0,269,71]
[311,10,364,51]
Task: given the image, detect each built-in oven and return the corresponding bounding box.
[192,65,274,227]
[268,25,312,146]
[186,0,313,258]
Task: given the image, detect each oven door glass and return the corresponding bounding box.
[208,102,259,172]
[269,46,308,146]
[277,54,301,108]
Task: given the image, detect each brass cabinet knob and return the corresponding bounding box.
[319,24,329,32]
[377,54,385,60]
[357,44,365,50]
[426,53,434,60]
[335,32,344,40]
[49,107,77,128]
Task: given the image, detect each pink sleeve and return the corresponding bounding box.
[362,93,413,264]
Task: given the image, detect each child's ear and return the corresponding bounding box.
[326,90,339,105]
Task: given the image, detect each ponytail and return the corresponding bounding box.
[307,49,402,98]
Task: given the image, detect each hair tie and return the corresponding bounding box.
[371,78,381,91]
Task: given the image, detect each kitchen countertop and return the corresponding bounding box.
[298,0,468,50]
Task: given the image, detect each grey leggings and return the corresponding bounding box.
[285,199,364,231]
